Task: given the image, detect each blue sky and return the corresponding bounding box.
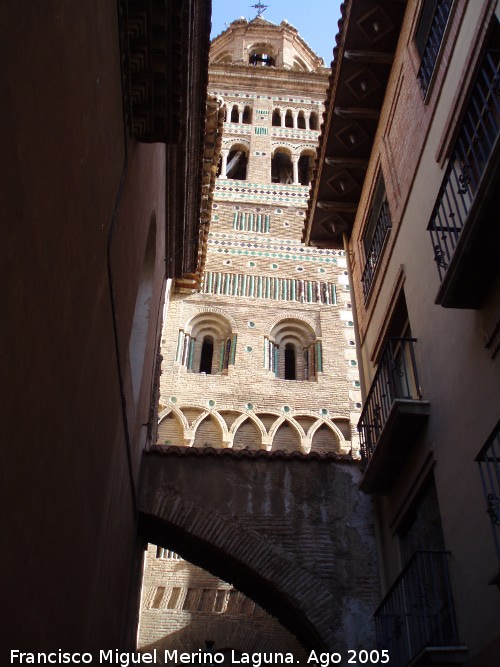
[210,1,343,66]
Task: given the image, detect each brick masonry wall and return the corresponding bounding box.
[139,452,380,653]
[138,20,369,657]
[138,544,308,658]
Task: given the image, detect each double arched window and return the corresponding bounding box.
[176,312,237,375]
[271,147,315,185]
[264,318,322,381]
[228,105,252,124]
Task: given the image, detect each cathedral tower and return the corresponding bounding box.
[158,16,361,456]
[138,15,364,654]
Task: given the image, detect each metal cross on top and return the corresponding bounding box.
[251,2,269,17]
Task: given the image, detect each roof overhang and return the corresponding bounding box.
[303,0,408,249]
[176,96,225,292]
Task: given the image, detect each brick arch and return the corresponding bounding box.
[268,312,318,336]
[185,307,239,335]
[157,405,190,432]
[308,418,345,444]
[299,145,317,155]
[253,411,282,443]
[191,410,230,447]
[139,479,340,651]
[270,141,295,154]
[269,416,304,452]
[157,407,190,446]
[270,317,316,344]
[229,412,267,446]
[231,417,263,451]
[222,138,250,150]
[306,419,345,454]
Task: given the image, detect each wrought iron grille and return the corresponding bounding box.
[375,551,459,667]
[476,420,500,564]
[427,49,500,281]
[358,337,422,464]
[417,0,453,96]
[361,199,392,302]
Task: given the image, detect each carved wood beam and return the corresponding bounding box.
[344,50,394,64]
[334,107,380,120]
[325,157,369,169]
[317,202,358,212]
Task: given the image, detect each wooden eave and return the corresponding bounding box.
[175,96,225,292]
[303,0,407,249]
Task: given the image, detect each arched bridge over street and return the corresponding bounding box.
[138,446,379,653]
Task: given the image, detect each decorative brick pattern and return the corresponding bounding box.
[139,15,367,656]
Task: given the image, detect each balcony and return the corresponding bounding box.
[375,551,466,667]
[476,420,500,585]
[427,50,500,308]
[358,338,430,494]
[361,199,392,302]
[417,0,453,97]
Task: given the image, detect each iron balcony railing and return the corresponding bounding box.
[476,420,500,566]
[375,550,460,667]
[358,337,422,464]
[417,0,453,96]
[361,199,392,302]
[427,49,500,281]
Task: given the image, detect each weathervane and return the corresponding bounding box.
[251,2,269,17]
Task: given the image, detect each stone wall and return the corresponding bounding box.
[139,545,307,659]
[139,450,380,653]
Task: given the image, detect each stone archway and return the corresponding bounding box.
[138,448,379,653]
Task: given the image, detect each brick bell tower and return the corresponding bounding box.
[138,14,363,654]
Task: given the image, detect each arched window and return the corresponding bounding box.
[226,143,248,180]
[271,148,293,184]
[230,105,239,123]
[199,336,214,374]
[310,111,319,130]
[284,343,296,380]
[242,105,252,124]
[176,312,237,375]
[298,150,315,185]
[284,110,293,128]
[265,319,322,381]
[249,44,276,67]
[297,111,306,129]
[272,108,281,126]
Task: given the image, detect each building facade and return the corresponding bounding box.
[1,0,213,653]
[137,16,378,655]
[157,16,361,461]
[307,1,500,665]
